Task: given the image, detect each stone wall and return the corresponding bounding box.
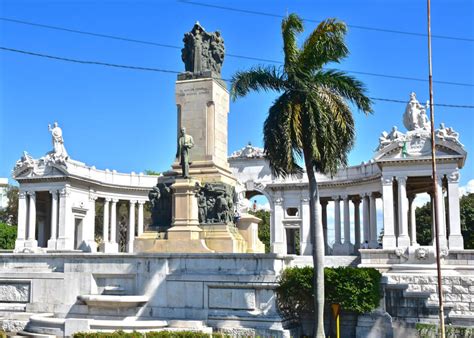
[0,253,292,336]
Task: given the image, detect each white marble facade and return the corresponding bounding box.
[12,93,468,256]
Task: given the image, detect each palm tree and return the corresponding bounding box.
[231,14,372,337]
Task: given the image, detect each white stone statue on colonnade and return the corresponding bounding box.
[47,122,69,163]
[403,92,430,131]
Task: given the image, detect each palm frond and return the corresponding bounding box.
[312,70,373,113]
[282,13,304,72]
[263,93,303,177]
[230,65,286,100]
[299,19,348,72]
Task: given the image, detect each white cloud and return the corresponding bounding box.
[460,179,474,196]
[413,193,431,209]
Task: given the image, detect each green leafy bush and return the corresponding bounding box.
[415,323,474,338]
[276,266,382,320]
[325,266,381,314]
[0,222,17,250]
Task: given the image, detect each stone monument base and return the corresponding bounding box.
[134,231,213,253]
[201,224,248,253]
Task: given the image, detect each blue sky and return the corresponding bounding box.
[1,0,473,190]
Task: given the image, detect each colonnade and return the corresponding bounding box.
[381,174,464,250]
[322,193,380,255]
[15,187,148,253]
[96,198,147,253]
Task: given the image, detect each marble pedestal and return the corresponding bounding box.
[201,223,247,253]
[172,77,236,186]
[236,213,265,253]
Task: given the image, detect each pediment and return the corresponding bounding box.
[13,162,69,180]
[374,134,466,167]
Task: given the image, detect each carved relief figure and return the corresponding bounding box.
[196,182,237,224]
[176,127,194,178]
[148,183,172,230]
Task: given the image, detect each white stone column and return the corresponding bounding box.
[103,198,110,243]
[25,191,38,248]
[127,200,137,253]
[137,201,145,237]
[14,191,28,250]
[47,190,58,250]
[341,195,354,254]
[397,176,410,247]
[408,195,418,247]
[271,195,286,254]
[435,177,448,248]
[382,176,396,249]
[334,196,341,245]
[447,172,464,249]
[84,194,97,252]
[369,192,378,248]
[57,186,73,250]
[321,200,329,255]
[362,194,370,245]
[110,199,118,244]
[300,196,312,255]
[353,197,361,251]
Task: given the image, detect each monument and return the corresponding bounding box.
[134,22,263,254]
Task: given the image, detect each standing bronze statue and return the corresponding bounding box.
[176,127,194,178]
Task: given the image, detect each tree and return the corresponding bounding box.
[231,14,372,337]
[0,185,19,226]
[415,201,433,245]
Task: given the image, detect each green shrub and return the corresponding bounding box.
[415,323,474,338]
[325,266,382,314]
[276,266,382,320]
[0,222,16,250]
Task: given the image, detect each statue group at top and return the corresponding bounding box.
[376,92,463,152]
[181,22,225,77]
[403,92,430,131]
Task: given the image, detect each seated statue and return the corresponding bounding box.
[387,126,404,141]
[377,131,391,151]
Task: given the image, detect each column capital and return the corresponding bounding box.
[59,188,70,197]
[352,196,361,205]
[18,191,27,199]
[397,176,408,185]
[27,191,36,197]
[130,200,137,205]
[331,195,340,201]
[137,200,146,205]
[447,171,460,183]
[104,197,112,203]
[49,189,58,196]
[320,200,329,206]
[381,176,393,185]
[111,198,119,203]
[341,194,349,200]
[274,197,283,205]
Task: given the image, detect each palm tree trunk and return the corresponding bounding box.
[303,149,326,338]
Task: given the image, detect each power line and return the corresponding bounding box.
[177,0,474,43]
[1,17,473,88]
[2,45,473,109]
[0,46,181,74]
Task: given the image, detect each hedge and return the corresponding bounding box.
[276,266,382,320]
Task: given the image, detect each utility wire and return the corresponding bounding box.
[2,46,473,109]
[1,16,473,87]
[177,0,474,42]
